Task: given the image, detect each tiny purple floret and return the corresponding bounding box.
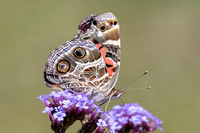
[53,111,66,121]
[42,107,54,113]
[97,119,107,127]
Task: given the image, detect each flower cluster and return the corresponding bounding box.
[39,91,162,133]
[39,90,105,133]
[103,103,163,133]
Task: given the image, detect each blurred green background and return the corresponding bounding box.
[0,0,199,132]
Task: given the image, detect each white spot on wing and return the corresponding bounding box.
[104,39,120,47]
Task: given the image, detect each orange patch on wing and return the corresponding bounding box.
[96,43,106,57]
[100,47,106,57]
[95,43,114,77]
[95,43,102,49]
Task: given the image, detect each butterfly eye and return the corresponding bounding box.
[57,60,70,73]
[93,19,97,25]
[74,47,86,59]
[101,25,106,31]
[113,19,117,25]
[98,23,106,32]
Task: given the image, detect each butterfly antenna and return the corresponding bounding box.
[118,97,124,106]
[137,86,151,90]
[118,71,148,91]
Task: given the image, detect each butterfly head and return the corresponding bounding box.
[93,12,119,31]
[77,12,120,41]
[91,12,120,41]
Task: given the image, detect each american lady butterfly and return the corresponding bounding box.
[44,12,123,102]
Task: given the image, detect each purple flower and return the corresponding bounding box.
[39,90,104,133]
[97,119,107,127]
[104,103,163,133]
[53,111,66,121]
[50,91,60,97]
[62,99,73,109]
[38,94,47,102]
[109,120,122,131]
[42,107,53,113]
[75,101,89,109]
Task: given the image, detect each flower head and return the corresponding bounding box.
[104,103,163,133]
[39,89,104,132]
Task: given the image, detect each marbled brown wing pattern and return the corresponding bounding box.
[76,12,121,96]
[44,39,122,102]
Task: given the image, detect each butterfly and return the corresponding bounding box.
[44,12,123,103]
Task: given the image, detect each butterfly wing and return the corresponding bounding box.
[77,12,120,91]
[44,39,121,102]
[44,13,123,102]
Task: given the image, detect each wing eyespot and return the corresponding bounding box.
[57,60,70,73]
[74,47,86,59]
